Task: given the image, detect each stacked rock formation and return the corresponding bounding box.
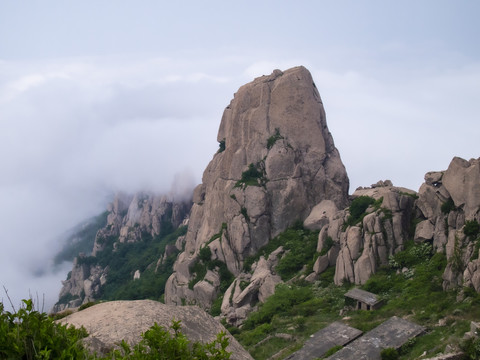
[164,66,350,312]
[303,181,417,285]
[414,157,480,290]
[303,157,480,293]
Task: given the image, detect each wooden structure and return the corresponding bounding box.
[345,288,383,311]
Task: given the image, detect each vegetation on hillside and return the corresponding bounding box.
[56,224,187,308]
[243,222,319,278]
[228,232,480,360]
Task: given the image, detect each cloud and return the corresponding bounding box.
[0,56,232,310]
[310,63,480,191]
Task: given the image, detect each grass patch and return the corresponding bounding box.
[234,162,267,189]
[266,128,284,149]
[343,195,376,229]
[243,225,319,280]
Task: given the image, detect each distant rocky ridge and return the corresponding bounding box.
[54,66,480,332]
[54,192,191,312]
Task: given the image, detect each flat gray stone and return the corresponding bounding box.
[327,316,425,360]
[285,322,362,360]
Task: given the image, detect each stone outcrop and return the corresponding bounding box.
[57,300,253,360]
[54,192,191,311]
[307,183,417,285]
[414,157,480,290]
[165,66,349,312]
[221,246,284,326]
[303,157,480,291]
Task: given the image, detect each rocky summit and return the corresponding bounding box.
[164,66,349,312]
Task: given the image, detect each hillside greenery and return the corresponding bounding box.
[228,234,480,360]
[243,222,319,279]
[57,224,187,307]
[0,299,231,359]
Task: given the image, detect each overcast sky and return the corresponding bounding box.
[1,1,479,311]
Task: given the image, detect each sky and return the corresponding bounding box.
[1,1,479,311]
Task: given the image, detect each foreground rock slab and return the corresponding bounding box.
[57,300,252,360]
[327,316,425,360]
[285,322,362,360]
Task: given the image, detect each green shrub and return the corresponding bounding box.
[188,261,207,290]
[390,241,432,269]
[1,299,231,360]
[464,220,480,238]
[78,301,97,311]
[199,245,212,263]
[210,295,223,317]
[110,320,231,359]
[240,207,250,222]
[243,226,318,279]
[441,198,455,214]
[266,128,284,149]
[344,196,375,228]
[462,336,480,359]
[380,347,399,360]
[234,163,266,188]
[243,284,314,329]
[319,236,334,256]
[0,299,89,359]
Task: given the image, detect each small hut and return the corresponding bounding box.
[345,288,383,311]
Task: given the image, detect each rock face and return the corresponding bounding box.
[303,181,417,286]
[164,66,349,313]
[221,246,284,326]
[54,192,191,312]
[303,157,480,292]
[334,185,417,285]
[57,300,253,360]
[414,157,480,290]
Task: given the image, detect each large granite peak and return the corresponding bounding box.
[165,66,349,309]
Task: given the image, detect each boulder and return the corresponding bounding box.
[443,157,480,219]
[57,300,253,360]
[303,200,338,230]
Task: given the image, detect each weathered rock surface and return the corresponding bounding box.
[221,247,284,326]
[306,183,417,285]
[57,300,252,359]
[414,157,480,291]
[285,322,362,360]
[165,66,349,311]
[327,316,424,360]
[306,157,479,288]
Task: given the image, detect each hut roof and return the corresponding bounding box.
[345,288,381,306]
